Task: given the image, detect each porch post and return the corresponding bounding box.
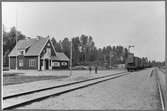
[38,56,40,71]
[9,56,10,70]
[50,59,52,70]
[48,59,51,70]
[43,59,45,70]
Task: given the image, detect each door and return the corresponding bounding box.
[45,59,49,70]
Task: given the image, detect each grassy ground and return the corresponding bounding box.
[3,69,124,86]
[3,75,68,86]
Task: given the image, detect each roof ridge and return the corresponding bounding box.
[9,37,49,56]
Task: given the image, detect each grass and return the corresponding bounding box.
[3,75,69,86]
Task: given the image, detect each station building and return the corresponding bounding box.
[8,37,69,70]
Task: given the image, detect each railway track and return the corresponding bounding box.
[159,68,166,74]
[3,71,130,110]
[155,68,165,110]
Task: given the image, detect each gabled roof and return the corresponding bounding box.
[8,37,49,56]
[8,37,70,61]
[26,37,49,56]
[51,52,69,61]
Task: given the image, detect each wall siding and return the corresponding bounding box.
[40,40,56,58]
[9,56,38,70]
[9,57,16,69]
[52,60,69,69]
[18,55,24,69]
[24,56,38,70]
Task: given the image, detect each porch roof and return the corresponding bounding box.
[51,52,69,61]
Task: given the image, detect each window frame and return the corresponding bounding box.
[29,59,36,67]
[61,62,67,66]
[19,59,23,67]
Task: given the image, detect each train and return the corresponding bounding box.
[125,54,151,72]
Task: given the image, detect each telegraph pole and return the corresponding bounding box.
[15,8,18,70]
[165,1,167,109]
[110,51,112,70]
[70,40,72,77]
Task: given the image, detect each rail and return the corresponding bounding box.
[154,68,165,110]
[3,71,130,110]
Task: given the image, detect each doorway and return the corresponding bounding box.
[45,59,49,70]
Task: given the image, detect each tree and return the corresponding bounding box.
[72,37,81,65]
[51,37,62,52]
[80,34,88,62]
[3,26,26,66]
[61,38,71,58]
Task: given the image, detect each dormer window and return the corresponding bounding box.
[20,51,24,55]
[18,50,25,55]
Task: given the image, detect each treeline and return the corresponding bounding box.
[3,26,129,67]
[51,35,129,67]
[5,26,163,68]
[151,61,165,67]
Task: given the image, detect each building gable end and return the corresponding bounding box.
[40,39,56,58]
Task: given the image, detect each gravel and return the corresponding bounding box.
[18,68,161,110]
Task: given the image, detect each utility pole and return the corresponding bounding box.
[70,40,72,77]
[165,2,167,109]
[110,51,112,70]
[15,8,18,70]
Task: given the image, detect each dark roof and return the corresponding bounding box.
[51,52,69,61]
[8,37,70,61]
[9,37,49,56]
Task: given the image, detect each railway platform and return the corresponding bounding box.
[3,69,125,99]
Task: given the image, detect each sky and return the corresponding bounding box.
[2,2,165,62]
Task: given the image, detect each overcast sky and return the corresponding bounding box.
[2,2,165,62]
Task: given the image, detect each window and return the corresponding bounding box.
[29,59,36,67]
[61,62,67,66]
[20,51,23,55]
[18,50,25,55]
[19,59,23,67]
[52,62,60,67]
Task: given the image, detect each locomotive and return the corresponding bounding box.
[125,54,151,72]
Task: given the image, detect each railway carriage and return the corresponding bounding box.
[125,55,150,72]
